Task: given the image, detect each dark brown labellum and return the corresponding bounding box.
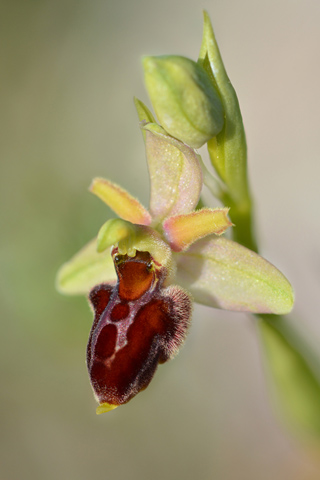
[86,249,192,407]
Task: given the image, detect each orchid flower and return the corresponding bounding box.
[57,120,293,414]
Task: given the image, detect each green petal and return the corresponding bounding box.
[143,123,203,223]
[258,315,320,439]
[175,236,294,314]
[56,238,116,295]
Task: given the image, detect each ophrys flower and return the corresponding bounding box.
[57,123,293,414]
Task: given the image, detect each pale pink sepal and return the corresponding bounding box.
[174,236,294,314]
[90,178,152,226]
[163,208,232,252]
[143,123,202,223]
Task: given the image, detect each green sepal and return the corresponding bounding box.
[175,236,294,314]
[142,122,203,223]
[56,238,116,295]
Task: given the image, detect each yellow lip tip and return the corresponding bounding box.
[96,402,118,415]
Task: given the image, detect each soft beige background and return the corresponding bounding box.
[1,0,320,479]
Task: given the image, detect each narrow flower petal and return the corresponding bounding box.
[56,238,116,295]
[90,178,152,225]
[174,236,294,314]
[142,123,202,223]
[163,208,232,252]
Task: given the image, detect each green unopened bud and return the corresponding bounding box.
[143,55,224,148]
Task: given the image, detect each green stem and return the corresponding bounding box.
[221,192,258,254]
[199,9,320,441]
[198,155,226,200]
[230,165,320,440]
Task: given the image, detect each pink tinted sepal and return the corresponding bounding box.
[56,238,116,295]
[174,236,294,314]
[142,123,203,224]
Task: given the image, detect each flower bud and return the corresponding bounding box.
[143,55,224,148]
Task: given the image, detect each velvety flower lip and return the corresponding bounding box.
[86,246,193,412]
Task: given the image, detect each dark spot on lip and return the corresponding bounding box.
[94,324,117,361]
[110,302,130,322]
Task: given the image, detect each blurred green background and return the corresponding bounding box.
[1,0,320,479]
